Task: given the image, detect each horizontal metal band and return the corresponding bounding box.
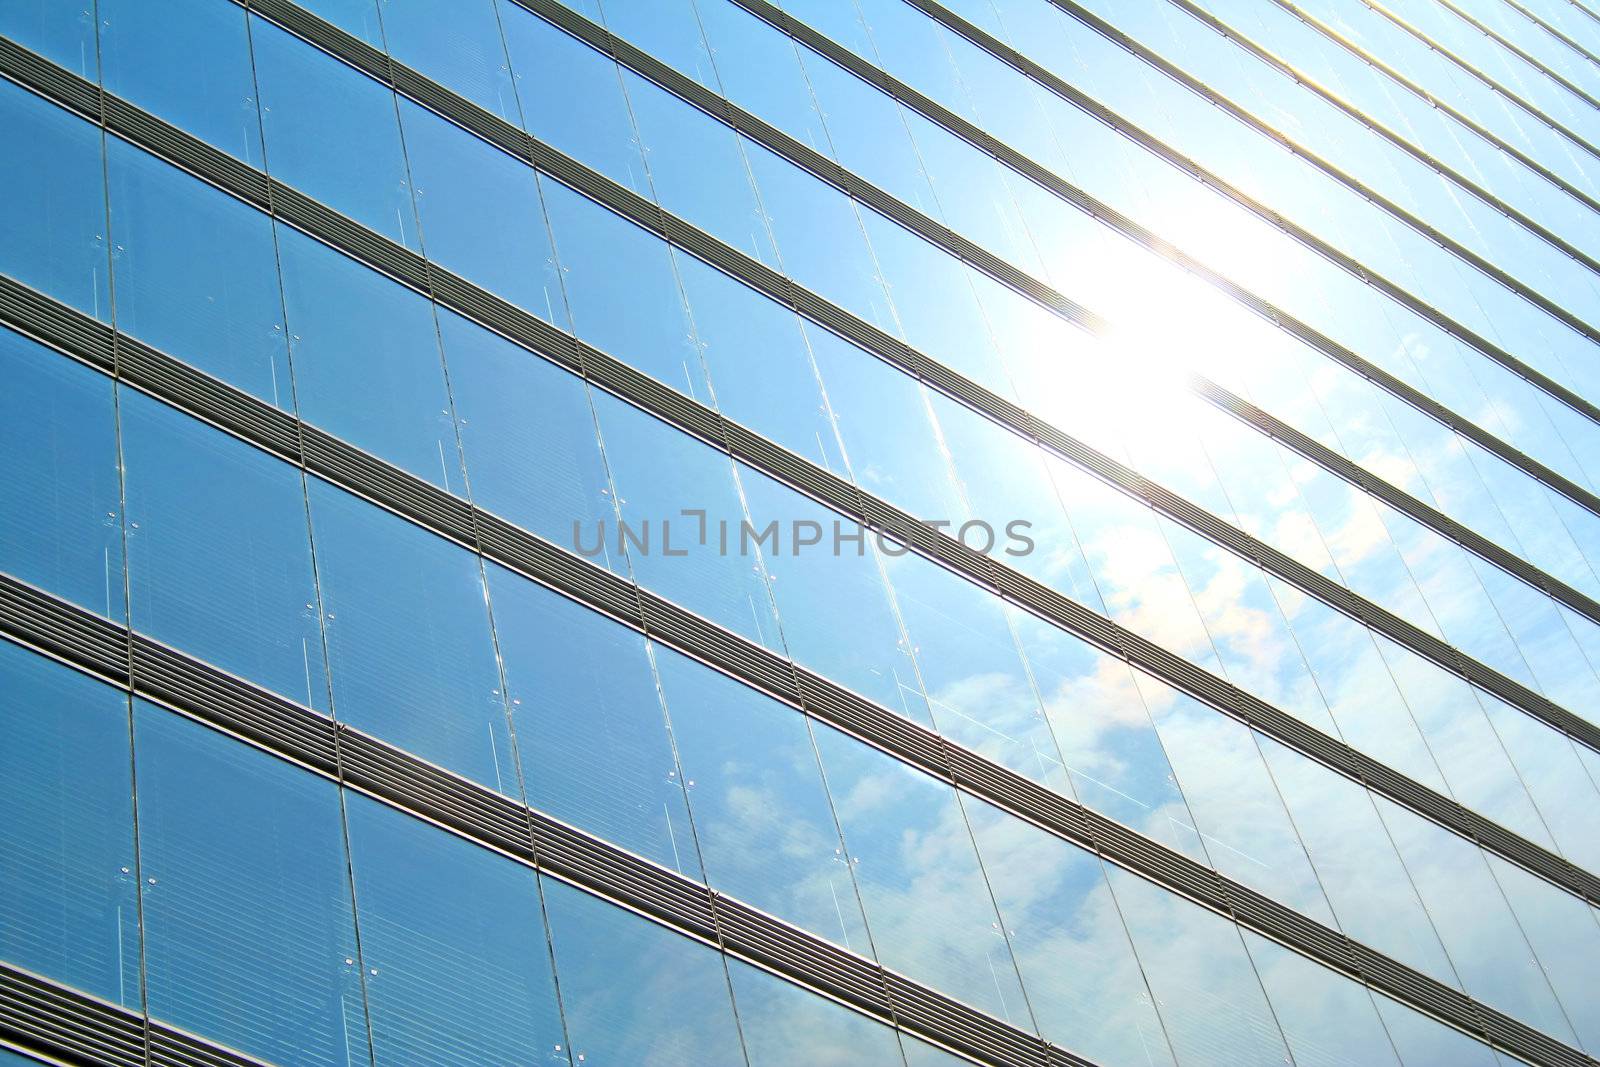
[1267,0,1600,232]
[178,7,1600,785]
[0,960,268,1067]
[1,562,1590,1067]
[4,33,1599,918]
[1433,0,1600,111]
[0,579,1070,1067]
[909,0,1600,428]
[1359,0,1600,163]
[0,282,1592,1067]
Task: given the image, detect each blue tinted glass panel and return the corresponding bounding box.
[306,478,515,793]
[486,564,699,877]
[120,388,327,711]
[653,648,871,951]
[727,958,906,1066]
[541,878,747,1065]
[540,182,701,391]
[396,99,565,321]
[134,703,369,1066]
[0,1,96,77]
[105,136,292,405]
[251,16,419,249]
[809,723,1029,1026]
[0,644,137,1008]
[0,83,108,320]
[504,8,649,196]
[98,0,262,165]
[377,0,518,121]
[593,393,783,649]
[0,329,123,621]
[276,227,462,489]
[344,793,566,1065]
[438,311,615,554]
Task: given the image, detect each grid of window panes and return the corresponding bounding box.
[3,0,1600,1063]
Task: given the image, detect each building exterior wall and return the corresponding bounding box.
[3,0,1600,1063]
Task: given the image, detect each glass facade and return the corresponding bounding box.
[3,0,1600,1064]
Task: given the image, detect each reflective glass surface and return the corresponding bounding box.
[5,4,1600,1065]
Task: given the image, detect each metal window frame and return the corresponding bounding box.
[0,275,1593,1066]
[0,563,1584,1067]
[3,23,1600,925]
[1426,0,1600,117]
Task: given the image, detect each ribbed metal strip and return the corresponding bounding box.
[905,0,1600,424]
[147,1026,272,1067]
[1,576,1592,1067]
[129,635,341,777]
[710,896,894,1018]
[1434,0,1600,109]
[0,576,129,684]
[879,973,1052,1067]
[0,964,146,1067]
[1359,0,1600,162]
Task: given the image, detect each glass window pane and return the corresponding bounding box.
[505,8,649,196]
[251,15,419,249]
[0,82,109,320]
[727,958,906,1066]
[276,227,462,489]
[120,388,327,711]
[0,643,137,1008]
[653,648,871,952]
[439,311,615,557]
[105,136,292,406]
[1243,931,1400,1067]
[486,563,699,877]
[396,99,565,322]
[540,181,701,393]
[593,393,783,650]
[809,723,1030,1027]
[376,0,517,122]
[0,328,123,621]
[343,793,565,1065]
[133,702,369,1065]
[1105,864,1293,1065]
[97,0,261,165]
[306,478,515,792]
[541,877,747,1065]
[960,796,1175,1065]
[0,0,97,78]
